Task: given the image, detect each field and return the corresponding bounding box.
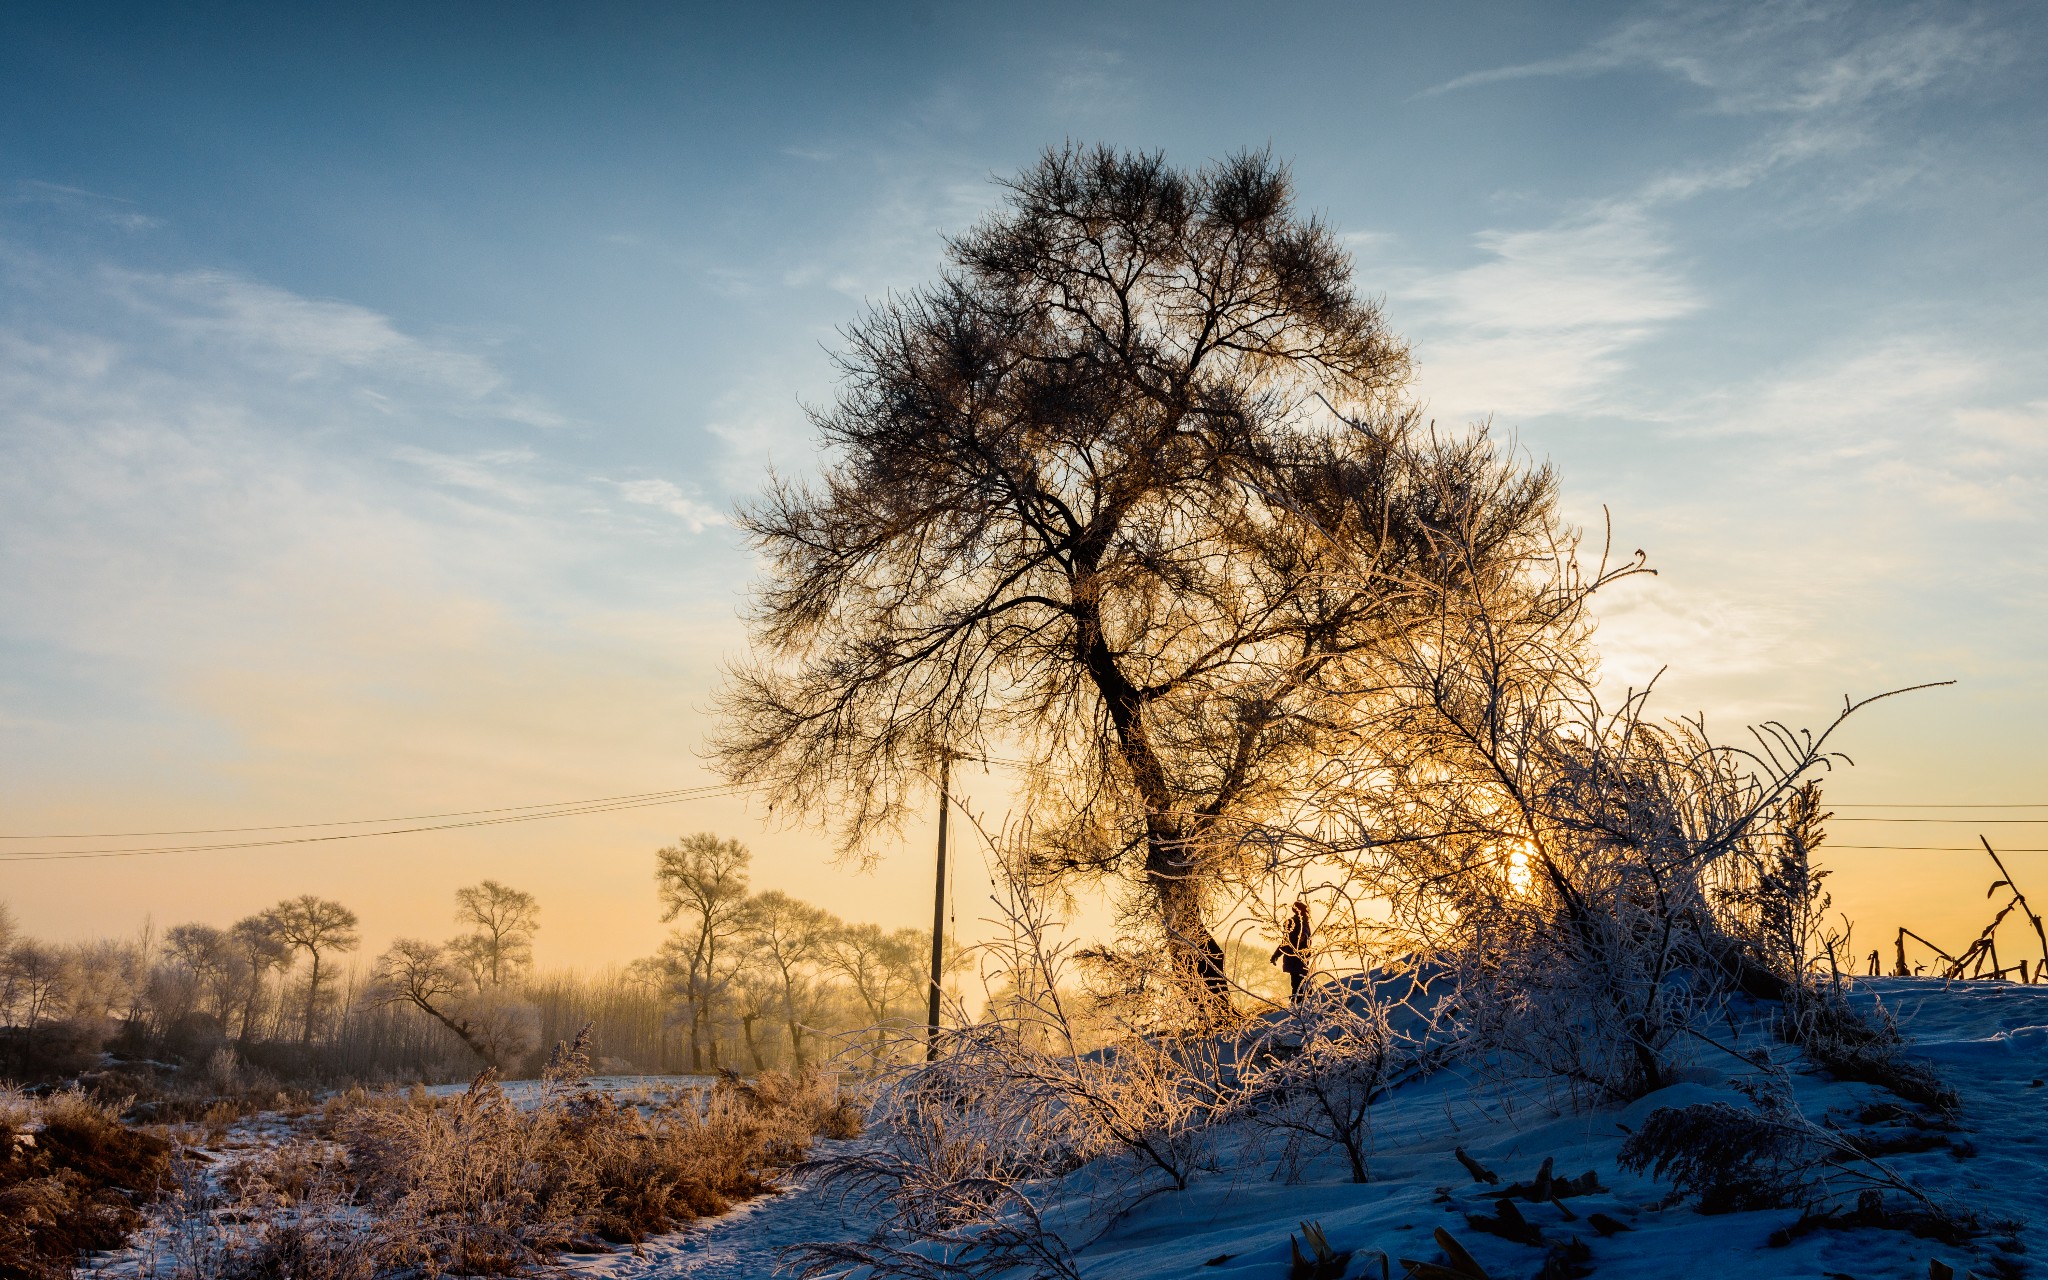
[54,1048,857,1280]
[31,974,2038,1280]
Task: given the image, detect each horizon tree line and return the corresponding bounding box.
[0,834,970,1083]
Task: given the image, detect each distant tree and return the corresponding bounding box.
[262,895,360,1045]
[229,914,292,1042]
[715,145,1553,1000]
[372,938,503,1066]
[450,880,540,988]
[729,958,781,1072]
[1,941,70,1044]
[821,922,927,1057]
[655,834,753,1070]
[740,891,838,1068]
[65,939,144,1030]
[165,923,240,1025]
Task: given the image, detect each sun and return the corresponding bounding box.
[1507,842,1534,893]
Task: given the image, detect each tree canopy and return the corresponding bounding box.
[716,145,1558,994]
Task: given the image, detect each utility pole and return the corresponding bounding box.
[925,750,951,1062]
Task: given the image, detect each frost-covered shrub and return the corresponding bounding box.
[789,867,1243,1280]
[1619,1101,1811,1213]
[335,1035,841,1268]
[1776,992,1958,1114]
[1239,978,1401,1182]
[789,1177,1084,1280]
[143,1030,851,1278]
[1307,449,1924,1102]
[1620,1085,1969,1233]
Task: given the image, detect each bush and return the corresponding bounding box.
[1618,1101,1810,1213]
[148,1030,852,1278]
[1239,979,1402,1183]
[1779,994,1959,1114]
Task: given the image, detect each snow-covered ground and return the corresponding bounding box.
[577,978,2047,1280]
[423,1073,716,1109]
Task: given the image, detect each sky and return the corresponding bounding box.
[1,0,2044,971]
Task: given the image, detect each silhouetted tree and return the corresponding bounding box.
[655,833,752,1070]
[740,890,838,1069]
[716,144,1554,998]
[451,880,540,988]
[165,923,239,1025]
[229,913,291,1042]
[372,938,503,1066]
[821,922,925,1057]
[263,895,359,1045]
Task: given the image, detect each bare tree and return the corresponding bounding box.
[67,938,146,1032]
[730,958,780,1072]
[716,144,1553,998]
[371,938,511,1067]
[740,890,838,1068]
[165,923,241,1026]
[821,922,927,1059]
[451,880,540,988]
[655,833,752,1070]
[229,913,291,1042]
[1,941,70,1048]
[263,895,360,1045]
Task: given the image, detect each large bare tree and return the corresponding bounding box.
[716,145,1554,995]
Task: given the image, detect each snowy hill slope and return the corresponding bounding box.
[599,978,2048,1280]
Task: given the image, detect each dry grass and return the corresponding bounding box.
[147,1031,860,1279]
[0,1088,173,1280]
[1778,993,1960,1114]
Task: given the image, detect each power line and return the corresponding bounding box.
[1833,845,2048,853]
[1832,817,2048,824]
[0,783,765,862]
[1833,804,2048,810]
[0,784,731,840]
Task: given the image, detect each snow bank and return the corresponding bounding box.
[615,979,2048,1280]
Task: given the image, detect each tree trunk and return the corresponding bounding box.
[741,1013,765,1071]
[783,987,807,1069]
[239,979,261,1044]
[1075,604,1231,1006]
[409,996,497,1067]
[301,952,322,1045]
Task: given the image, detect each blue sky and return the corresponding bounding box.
[2,1,2044,964]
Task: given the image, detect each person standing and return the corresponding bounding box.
[1270,899,1312,1002]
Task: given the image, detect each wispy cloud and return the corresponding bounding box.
[1422,1,1996,115]
[1047,47,1133,119]
[1398,208,1699,420]
[1394,2,2009,424]
[0,246,733,773]
[613,477,726,532]
[103,268,565,429]
[1680,337,2045,523]
[8,179,162,231]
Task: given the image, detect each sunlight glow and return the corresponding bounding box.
[1507,841,1535,893]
